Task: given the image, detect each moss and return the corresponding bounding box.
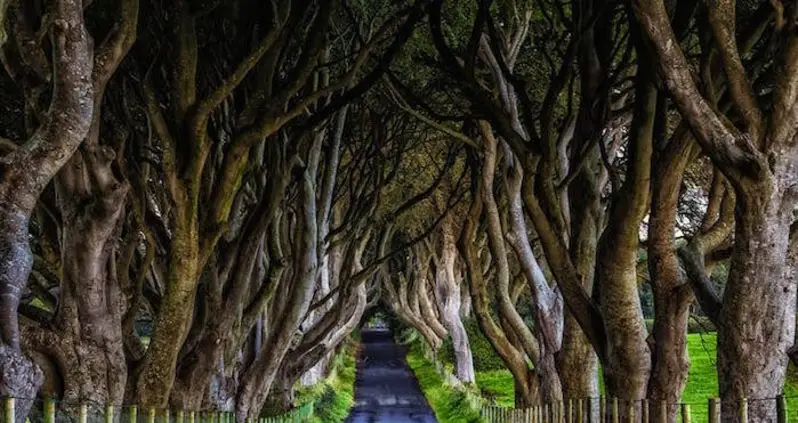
[405,340,484,423]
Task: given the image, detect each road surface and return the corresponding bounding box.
[345,329,437,423]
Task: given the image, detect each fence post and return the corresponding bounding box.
[559,400,565,423]
[106,404,115,423]
[44,398,55,423]
[709,398,720,423]
[4,397,14,423]
[600,397,606,423]
[778,395,788,423]
[627,401,635,423]
[642,399,649,423]
[681,404,691,423]
[130,405,138,423]
[740,398,748,423]
[658,400,667,423]
[611,398,619,423]
[147,407,156,423]
[577,399,583,423]
[567,399,573,423]
[188,410,195,423]
[79,403,88,423]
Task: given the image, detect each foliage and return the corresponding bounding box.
[405,338,484,423]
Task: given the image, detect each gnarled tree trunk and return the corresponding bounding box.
[0,0,93,415]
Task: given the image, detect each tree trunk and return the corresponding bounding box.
[435,223,475,383]
[595,78,655,405]
[717,178,797,421]
[235,167,319,420]
[647,130,700,422]
[135,207,201,408]
[0,210,43,413]
[0,0,93,414]
[39,144,131,408]
[416,264,448,341]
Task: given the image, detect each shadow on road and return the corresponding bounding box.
[344,329,437,423]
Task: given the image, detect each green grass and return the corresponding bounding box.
[294,341,357,423]
[475,333,798,420]
[405,341,484,423]
[476,370,515,407]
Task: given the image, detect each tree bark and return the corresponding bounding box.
[435,219,475,383]
[595,77,655,403]
[235,166,319,420]
[647,127,699,422]
[0,0,93,412]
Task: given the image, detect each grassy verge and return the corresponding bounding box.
[404,337,484,423]
[475,333,798,420]
[295,340,358,423]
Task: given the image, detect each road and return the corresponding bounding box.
[344,328,437,423]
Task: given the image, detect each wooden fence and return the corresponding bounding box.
[1,397,314,423]
[480,395,793,423]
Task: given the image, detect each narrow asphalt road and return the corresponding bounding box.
[345,328,437,423]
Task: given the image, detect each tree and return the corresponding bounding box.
[0,0,136,416]
[634,0,798,420]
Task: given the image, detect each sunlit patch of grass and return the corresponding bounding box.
[406,341,484,423]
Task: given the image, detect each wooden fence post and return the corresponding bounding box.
[709,398,720,423]
[44,398,55,423]
[130,405,138,423]
[600,397,606,423]
[147,407,156,423]
[680,404,691,423]
[79,403,88,423]
[642,399,649,423]
[611,398,619,423]
[778,395,788,423]
[740,398,748,423]
[627,401,635,423]
[567,399,573,423]
[188,410,195,423]
[577,399,583,423]
[4,397,14,423]
[106,404,114,423]
[658,400,667,423]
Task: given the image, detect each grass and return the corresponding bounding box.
[405,340,484,423]
[294,341,358,423]
[476,370,515,408]
[475,333,798,421]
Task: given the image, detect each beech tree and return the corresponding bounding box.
[2,0,798,421]
[634,0,798,420]
[0,0,137,418]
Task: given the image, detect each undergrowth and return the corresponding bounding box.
[403,331,484,423]
[295,338,357,422]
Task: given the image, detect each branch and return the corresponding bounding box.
[631,0,765,185]
[677,243,722,324]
